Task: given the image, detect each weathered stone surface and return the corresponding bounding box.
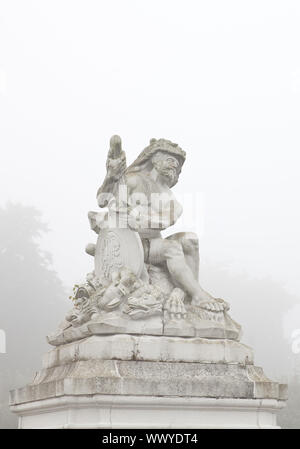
[94,228,144,284]
[42,335,253,369]
[10,354,287,406]
[164,312,241,340]
[47,311,241,345]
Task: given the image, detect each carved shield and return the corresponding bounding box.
[94,228,144,285]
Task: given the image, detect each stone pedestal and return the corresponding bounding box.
[10,395,285,429]
[9,335,287,428]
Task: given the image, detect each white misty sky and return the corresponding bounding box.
[1,1,300,331]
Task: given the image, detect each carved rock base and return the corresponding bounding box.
[10,335,287,429]
[41,335,254,367]
[47,310,241,346]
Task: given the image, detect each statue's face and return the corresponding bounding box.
[152,152,181,186]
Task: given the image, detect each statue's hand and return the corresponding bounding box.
[127,213,140,231]
[164,288,187,320]
[106,152,126,181]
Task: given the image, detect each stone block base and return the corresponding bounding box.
[11,395,285,429]
[9,335,287,429]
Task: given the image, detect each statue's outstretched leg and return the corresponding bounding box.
[149,237,227,312]
[149,238,210,300]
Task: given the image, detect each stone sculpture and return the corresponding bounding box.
[10,136,287,429]
[48,136,241,345]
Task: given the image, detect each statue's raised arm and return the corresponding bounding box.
[96,135,127,208]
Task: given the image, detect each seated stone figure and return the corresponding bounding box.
[95,135,227,312]
[48,135,239,346]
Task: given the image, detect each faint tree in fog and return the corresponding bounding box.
[0,203,68,428]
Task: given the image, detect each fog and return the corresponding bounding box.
[1,0,300,428]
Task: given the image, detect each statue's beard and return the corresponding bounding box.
[153,161,178,185]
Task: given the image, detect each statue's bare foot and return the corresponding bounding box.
[191,295,230,312]
[165,288,187,319]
